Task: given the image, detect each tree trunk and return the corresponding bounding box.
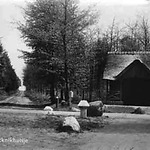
[82,90,85,99]
[63,0,69,105]
[50,82,55,104]
[60,89,64,102]
[64,61,69,104]
[89,61,94,102]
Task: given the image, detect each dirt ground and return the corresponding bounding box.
[0,93,150,150]
[0,112,150,150]
[80,114,150,150]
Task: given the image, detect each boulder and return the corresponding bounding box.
[71,107,80,112]
[87,101,104,117]
[44,106,53,111]
[132,107,145,114]
[59,116,80,132]
[61,100,67,106]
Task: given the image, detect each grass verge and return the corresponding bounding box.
[0,111,106,149]
[0,112,105,131]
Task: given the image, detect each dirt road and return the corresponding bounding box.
[0,91,32,105]
[0,106,150,150]
[79,114,150,150]
[0,93,150,149]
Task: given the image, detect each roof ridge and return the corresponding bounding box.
[108,51,150,55]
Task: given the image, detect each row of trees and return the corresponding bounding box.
[19,0,100,104]
[0,42,20,93]
[19,0,150,104]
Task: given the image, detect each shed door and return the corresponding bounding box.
[122,78,150,106]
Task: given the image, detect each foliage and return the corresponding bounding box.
[92,38,108,97]
[103,16,150,52]
[19,1,150,104]
[18,0,98,103]
[24,90,51,105]
[0,42,20,93]
[0,112,105,132]
[71,94,81,104]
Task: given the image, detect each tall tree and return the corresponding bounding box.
[0,42,20,92]
[18,0,97,104]
[93,37,109,98]
[104,18,122,51]
[123,17,150,51]
[137,17,150,51]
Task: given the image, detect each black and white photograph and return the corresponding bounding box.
[0,0,150,149]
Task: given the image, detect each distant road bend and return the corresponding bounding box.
[0,90,32,105]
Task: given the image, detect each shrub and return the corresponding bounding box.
[132,107,145,114]
[0,90,8,101]
[71,94,81,104]
[25,90,51,105]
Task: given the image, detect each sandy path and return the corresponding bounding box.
[1,93,150,149]
[79,114,150,150]
[80,133,150,150]
[0,91,32,105]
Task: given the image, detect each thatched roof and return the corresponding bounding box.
[103,51,150,80]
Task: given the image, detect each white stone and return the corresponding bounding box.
[71,107,80,112]
[18,85,26,92]
[63,116,80,132]
[44,106,53,111]
[69,91,74,98]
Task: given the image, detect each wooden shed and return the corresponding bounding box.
[103,51,150,106]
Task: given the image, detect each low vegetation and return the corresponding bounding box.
[0,112,105,131]
[24,90,51,105]
[0,43,20,94]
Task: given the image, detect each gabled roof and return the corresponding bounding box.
[116,59,150,80]
[103,51,150,80]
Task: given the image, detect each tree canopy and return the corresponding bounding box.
[19,0,98,103]
[0,42,20,93]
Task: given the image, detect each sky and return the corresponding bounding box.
[0,0,150,83]
[81,0,149,5]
